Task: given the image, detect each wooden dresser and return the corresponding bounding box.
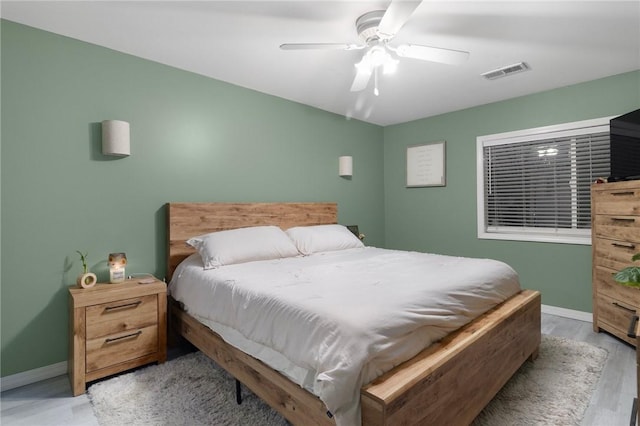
[634,321,640,425]
[69,278,167,396]
[592,180,640,346]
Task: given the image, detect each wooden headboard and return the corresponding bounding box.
[166,202,337,280]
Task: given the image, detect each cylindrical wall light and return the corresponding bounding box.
[339,156,353,177]
[102,120,130,156]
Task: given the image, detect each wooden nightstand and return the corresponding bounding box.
[68,277,167,396]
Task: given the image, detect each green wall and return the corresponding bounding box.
[0,21,383,377]
[2,18,640,378]
[383,70,640,312]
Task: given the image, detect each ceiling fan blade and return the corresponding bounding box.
[350,66,373,92]
[377,0,422,39]
[280,43,362,51]
[395,44,470,65]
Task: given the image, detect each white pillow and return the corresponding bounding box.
[187,226,300,269]
[285,224,364,255]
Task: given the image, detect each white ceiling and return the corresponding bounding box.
[2,1,639,126]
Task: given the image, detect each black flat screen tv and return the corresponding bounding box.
[610,108,640,181]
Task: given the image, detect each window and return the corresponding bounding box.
[477,117,612,245]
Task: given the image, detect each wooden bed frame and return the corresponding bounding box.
[166,202,541,425]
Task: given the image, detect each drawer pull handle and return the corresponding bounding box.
[611,217,636,223]
[104,301,142,311]
[611,191,635,196]
[613,301,636,313]
[105,330,142,344]
[628,315,639,338]
[612,242,636,250]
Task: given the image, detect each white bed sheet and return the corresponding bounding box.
[169,247,521,426]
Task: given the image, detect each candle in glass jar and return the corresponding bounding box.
[108,252,127,283]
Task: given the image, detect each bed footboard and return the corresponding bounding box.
[361,289,541,425]
[169,289,540,426]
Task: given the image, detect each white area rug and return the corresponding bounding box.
[89,335,607,426]
[472,335,607,425]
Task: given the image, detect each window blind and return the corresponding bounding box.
[482,131,610,237]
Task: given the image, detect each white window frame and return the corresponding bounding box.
[476,116,613,245]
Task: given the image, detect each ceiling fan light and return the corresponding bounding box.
[354,57,372,72]
[367,46,388,67]
[350,65,373,92]
[383,58,399,74]
[360,45,398,74]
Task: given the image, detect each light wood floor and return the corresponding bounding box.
[1,313,636,425]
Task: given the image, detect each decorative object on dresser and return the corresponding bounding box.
[592,180,640,346]
[75,250,97,289]
[68,277,167,396]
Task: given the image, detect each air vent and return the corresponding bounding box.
[482,62,530,80]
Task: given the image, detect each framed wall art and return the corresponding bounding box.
[406,141,446,187]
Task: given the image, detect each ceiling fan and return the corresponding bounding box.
[279,1,470,96]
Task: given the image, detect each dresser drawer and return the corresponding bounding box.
[596,293,637,345]
[594,265,640,307]
[593,187,640,216]
[593,215,640,242]
[86,294,158,340]
[593,237,639,271]
[86,324,158,372]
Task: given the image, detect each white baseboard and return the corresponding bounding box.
[1,361,67,392]
[542,304,593,323]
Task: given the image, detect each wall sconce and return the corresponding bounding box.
[102,120,130,156]
[108,252,127,283]
[339,156,353,177]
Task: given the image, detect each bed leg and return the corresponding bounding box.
[528,346,540,362]
[236,379,242,405]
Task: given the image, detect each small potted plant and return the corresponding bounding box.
[613,253,640,288]
[76,250,97,289]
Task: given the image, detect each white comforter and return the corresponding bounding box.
[169,247,520,426]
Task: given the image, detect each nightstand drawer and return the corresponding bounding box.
[86,325,158,372]
[86,294,158,339]
[594,266,640,306]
